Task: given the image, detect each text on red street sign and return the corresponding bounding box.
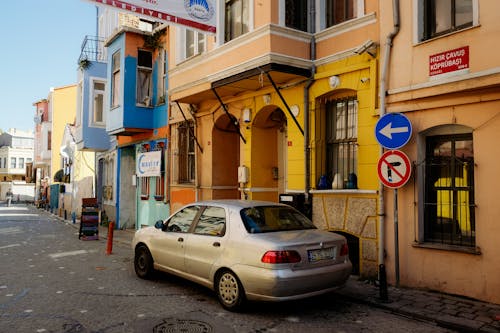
[429,46,469,76]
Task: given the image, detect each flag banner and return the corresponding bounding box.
[85,0,216,33]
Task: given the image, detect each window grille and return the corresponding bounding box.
[326,96,358,188]
[424,133,475,247]
[178,121,195,183]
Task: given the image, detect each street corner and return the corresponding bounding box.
[132,311,235,333]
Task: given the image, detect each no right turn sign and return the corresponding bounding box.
[377,150,412,188]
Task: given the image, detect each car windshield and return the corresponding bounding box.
[240,206,316,234]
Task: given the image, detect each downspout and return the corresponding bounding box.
[304,0,316,215]
[379,0,400,284]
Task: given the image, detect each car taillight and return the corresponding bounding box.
[340,243,349,257]
[261,250,301,264]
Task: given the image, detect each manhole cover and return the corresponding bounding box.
[153,318,213,333]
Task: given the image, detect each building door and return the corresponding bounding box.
[251,106,287,202]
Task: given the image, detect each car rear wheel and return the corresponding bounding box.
[134,245,154,279]
[216,270,245,311]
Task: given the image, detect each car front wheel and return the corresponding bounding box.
[134,245,154,279]
[216,270,245,311]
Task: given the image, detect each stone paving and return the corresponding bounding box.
[45,206,500,333]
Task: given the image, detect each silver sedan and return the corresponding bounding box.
[132,200,352,311]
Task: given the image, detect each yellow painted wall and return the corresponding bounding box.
[309,55,379,191]
[50,85,77,180]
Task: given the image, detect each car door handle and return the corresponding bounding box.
[213,242,220,247]
[177,237,184,242]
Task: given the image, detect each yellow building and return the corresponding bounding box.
[168,1,381,278]
[49,85,77,180]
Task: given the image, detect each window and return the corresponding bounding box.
[154,142,167,201]
[92,80,105,125]
[240,206,316,234]
[185,29,206,58]
[166,206,200,233]
[47,131,52,151]
[10,157,16,169]
[326,0,356,27]
[111,50,121,108]
[285,0,308,32]
[422,0,473,41]
[423,133,475,247]
[325,97,358,188]
[103,157,114,201]
[136,50,152,106]
[158,49,167,104]
[194,206,226,236]
[19,158,25,169]
[225,0,249,42]
[178,121,195,183]
[139,145,150,200]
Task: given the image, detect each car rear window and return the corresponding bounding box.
[240,206,316,234]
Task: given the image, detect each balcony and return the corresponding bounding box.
[78,36,107,65]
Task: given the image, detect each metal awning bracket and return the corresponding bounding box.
[211,88,247,144]
[175,101,203,153]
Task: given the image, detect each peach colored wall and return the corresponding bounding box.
[316,24,378,60]
[169,32,310,91]
[380,0,500,304]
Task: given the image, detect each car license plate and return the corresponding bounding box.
[308,247,336,262]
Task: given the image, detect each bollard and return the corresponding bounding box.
[106,221,115,255]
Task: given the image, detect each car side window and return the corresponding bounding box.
[193,206,226,236]
[166,206,200,233]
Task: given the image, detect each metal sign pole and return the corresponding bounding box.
[394,188,400,287]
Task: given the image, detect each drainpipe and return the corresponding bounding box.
[379,0,400,297]
[304,0,316,216]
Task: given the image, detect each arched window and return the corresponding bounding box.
[418,125,475,248]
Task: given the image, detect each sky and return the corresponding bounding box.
[0,1,98,133]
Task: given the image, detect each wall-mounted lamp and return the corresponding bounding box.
[243,108,252,123]
[329,76,340,89]
[290,105,300,117]
[263,94,271,105]
[360,77,370,83]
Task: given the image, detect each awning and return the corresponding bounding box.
[172,63,311,105]
[212,63,311,138]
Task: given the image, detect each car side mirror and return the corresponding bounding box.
[154,220,164,229]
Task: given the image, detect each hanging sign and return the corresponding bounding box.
[84,0,217,33]
[136,150,161,177]
[377,150,412,188]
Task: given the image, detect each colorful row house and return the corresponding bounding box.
[74,0,499,305]
[379,0,500,304]
[167,1,381,278]
[75,8,170,229]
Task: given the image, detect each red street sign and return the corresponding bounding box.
[377,150,412,188]
[429,46,469,76]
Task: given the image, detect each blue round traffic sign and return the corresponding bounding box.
[375,113,412,149]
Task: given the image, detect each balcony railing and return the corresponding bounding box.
[78,35,107,63]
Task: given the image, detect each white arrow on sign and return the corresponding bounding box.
[379,122,409,139]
